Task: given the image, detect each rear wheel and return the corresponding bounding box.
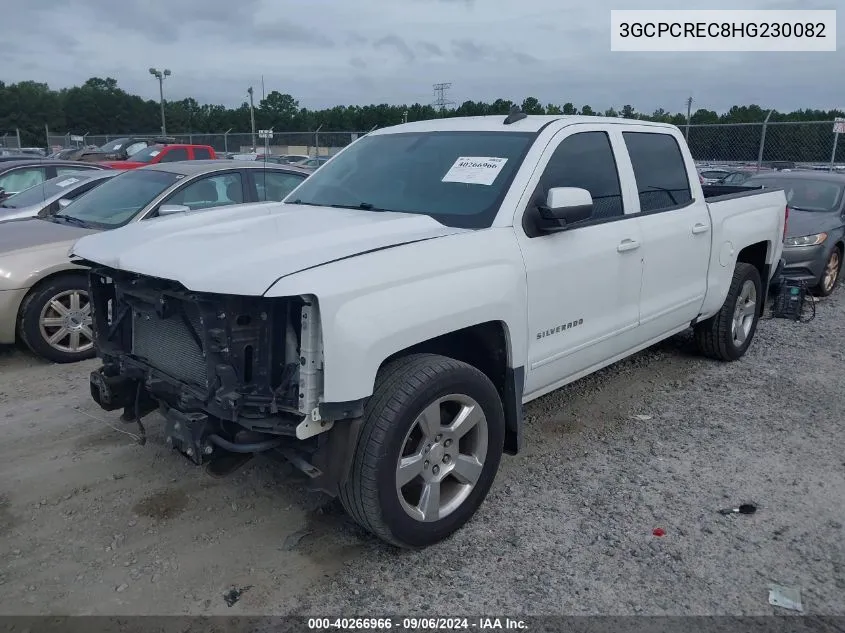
[339,354,505,548]
[18,273,95,363]
[813,247,841,297]
[694,262,762,362]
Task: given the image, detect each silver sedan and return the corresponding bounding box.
[0,171,118,223]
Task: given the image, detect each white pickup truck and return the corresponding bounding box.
[71,111,787,548]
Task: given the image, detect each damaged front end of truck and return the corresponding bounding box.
[84,267,360,490]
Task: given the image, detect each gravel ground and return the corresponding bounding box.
[1,288,843,616]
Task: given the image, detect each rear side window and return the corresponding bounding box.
[193,147,212,160]
[535,131,624,219]
[160,148,189,162]
[255,171,306,201]
[623,132,692,213]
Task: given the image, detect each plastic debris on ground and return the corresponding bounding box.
[768,584,804,612]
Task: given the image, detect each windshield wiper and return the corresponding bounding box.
[329,203,392,212]
[0,203,13,208]
[53,214,91,228]
[289,199,393,212]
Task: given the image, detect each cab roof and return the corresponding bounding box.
[369,114,679,135]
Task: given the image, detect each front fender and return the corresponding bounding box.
[264,229,528,403]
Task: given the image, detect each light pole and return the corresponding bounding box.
[149,68,171,136]
[247,87,257,151]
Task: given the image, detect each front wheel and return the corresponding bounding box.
[339,354,505,548]
[694,262,762,362]
[18,273,95,363]
[814,247,841,297]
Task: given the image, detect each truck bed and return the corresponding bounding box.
[702,183,772,201]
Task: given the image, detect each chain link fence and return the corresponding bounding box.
[46,131,365,157]
[686,120,843,169]
[41,121,845,168]
[0,131,21,149]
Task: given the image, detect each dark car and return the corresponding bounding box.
[718,170,756,185]
[76,136,176,163]
[0,160,110,201]
[745,171,845,295]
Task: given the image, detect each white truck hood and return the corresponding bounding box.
[70,202,469,295]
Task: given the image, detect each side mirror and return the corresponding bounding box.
[537,187,594,229]
[158,204,191,216]
[0,188,7,202]
[57,198,72,209]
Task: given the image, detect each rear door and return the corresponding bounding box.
[618,127,711,337]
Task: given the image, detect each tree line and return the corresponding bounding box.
[2,77,843,162]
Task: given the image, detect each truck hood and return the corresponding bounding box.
[71,202,470,295]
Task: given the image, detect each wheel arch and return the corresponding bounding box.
[16,267,89,332]
[380,321,524,455]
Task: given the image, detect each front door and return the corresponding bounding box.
[516,126,644,398]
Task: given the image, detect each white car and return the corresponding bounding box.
[72,112,787,548]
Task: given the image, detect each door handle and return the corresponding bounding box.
[617,239,640,253]
[692,223,710,234]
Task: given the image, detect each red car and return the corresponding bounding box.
[99,144,216,169]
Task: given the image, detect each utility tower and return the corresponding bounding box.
[432,83,455,113]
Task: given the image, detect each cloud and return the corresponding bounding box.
[0,0,842,116]
[372,35,416,62]
[417,41,446,57]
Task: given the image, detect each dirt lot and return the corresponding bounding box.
[1,289,844,617]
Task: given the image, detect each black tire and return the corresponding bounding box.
[812,246,842,297]
[18,273,96,363]
[338,353,505,548]
[694,262,762,362]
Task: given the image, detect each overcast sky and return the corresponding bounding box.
[2,0,842,115]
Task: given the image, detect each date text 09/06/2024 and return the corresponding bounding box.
[307,617,528,631]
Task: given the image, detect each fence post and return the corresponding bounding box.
[45,124,50,151]
[15,128,21,148]
[315,124,323,157]
[830,131,840,172]
[755,110,773,172]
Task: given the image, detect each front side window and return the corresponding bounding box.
[0,167,46,193]
[193,148,212,160]
[255,171,307,201]
[160,148,189,163]
[534,131,624,220]
[53,169,180,228]
[623,132,693,213]
[165,173,243,211]
[286,131,535,228]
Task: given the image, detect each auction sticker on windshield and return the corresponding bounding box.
[442,157,508,186]
[55,178,80,187]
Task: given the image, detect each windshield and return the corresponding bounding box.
[285,131,536,228]
[748,177,844,212]
[99,138,130,152]
[0,174,88,208]
[55,169,180,229]
[127,146,163,163]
